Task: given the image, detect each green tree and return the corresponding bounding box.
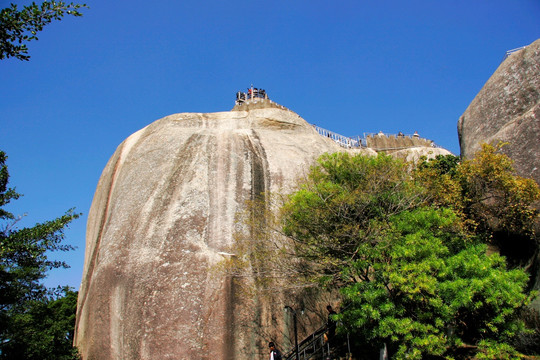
[0,151,80,358]
[415,144,540,268]
[1,289,79,360]
[337,208,531,359]
[278,153,536,358]
[456,144,539,265]
[414,154,462,211]
[226,150,538,359]
[1,1,87,61]
[280,152,426,285]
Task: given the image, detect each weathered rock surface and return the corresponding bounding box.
[458,39,540,309]
[458,39,540,185]
[75,103,450,359]
[365,132,434,151]
[391,146,452,163]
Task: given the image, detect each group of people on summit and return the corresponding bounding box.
[236,87,268,103]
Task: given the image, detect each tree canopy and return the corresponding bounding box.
[0,1,87,61]
[415,144,540,268]
[1,288,79,360]
[226,145,540,359]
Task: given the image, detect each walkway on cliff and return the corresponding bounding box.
[312,125,443,152]
[234,86,442,152]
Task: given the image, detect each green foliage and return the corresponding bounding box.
[224,148,539,358]
[1,210,80,308]
[276,151,538,359]
[513,307,540,355]
[0,151,81,358]
[455,143,539,239]
[338,208,532,360]
[414,154,462,211]
[0,289,80,360]
[338,209,461,356]
[281,152,425,284]
[0,1,87,61]
[0,153,20,220]
[417,154,460,177]
[475,340,522,360]
[416,144,540,267]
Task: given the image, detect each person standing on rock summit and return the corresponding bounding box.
[269,342,282,360]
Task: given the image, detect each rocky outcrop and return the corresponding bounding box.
[365,132,434,151]
[458,39,540,184]
[457,39,540,310]
[75,103,450,360]
[391,146,452,163]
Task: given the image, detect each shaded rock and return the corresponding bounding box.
[457,38,540,310]
[458,39,540,184]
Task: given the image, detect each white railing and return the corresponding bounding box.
[312,125,363,148]
[502,45,528,62]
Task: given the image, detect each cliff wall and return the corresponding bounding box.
[458,38,540,309]
[75,105,450,359]
[458,39,540,184]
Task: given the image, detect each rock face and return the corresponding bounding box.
[365,132,434,151]
[457,39,540,309]
[75,102,449,359]
[390,146,452,163]
[458,39,540,184]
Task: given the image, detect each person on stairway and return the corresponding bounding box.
[326,305,337,342]
[269,341,282,360]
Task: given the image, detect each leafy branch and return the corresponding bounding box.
[0,1,88,61]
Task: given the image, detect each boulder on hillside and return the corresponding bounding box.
[458,39,540,185]
[74,105,372,360]
[75,101,450,359]
[458,39,540,310]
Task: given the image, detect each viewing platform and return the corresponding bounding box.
[232,86,291,111]
[235,85,269,105]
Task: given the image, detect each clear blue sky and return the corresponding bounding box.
[1,0,539,290]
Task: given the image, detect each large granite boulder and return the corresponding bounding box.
[457,39,540,309]
[75,101,450,359]
[458,39,540,184]
[74,104,365,359]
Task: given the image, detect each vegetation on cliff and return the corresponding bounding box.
[226,144,539,359]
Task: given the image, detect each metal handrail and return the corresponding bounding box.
[501,45,528,62]
[312,125,364,148]
[233,89,446,151]
[284,324,330,360]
